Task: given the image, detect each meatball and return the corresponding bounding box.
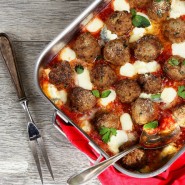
[138,74,162,94]
[104,39,130,66]
[163,18,185,43]
[115,80,141,103]
[105,11,132,36]
[134,35,162,62]
[122,149,146,169]
[131,98,159,125]
[163,56,185,81]
[129,0,151,9]
[94,111,120,130]
[173,105,185,127]
[49,61,72,86]
[90,63,117,89]
[69,87,96,113]
[147,0,171,22]
[72,32,101,62]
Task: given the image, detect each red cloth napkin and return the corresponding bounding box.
[56,116,185,185]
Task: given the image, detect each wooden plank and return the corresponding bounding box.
[0,0,92,42]
[0,41,100,184]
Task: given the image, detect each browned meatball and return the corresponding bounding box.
[104,39,130,66]
[122,149,146,169]
[73,32,101,62]
[90,63,117,89]
[131,98,159,125]
[163,56,185,81]
[115,80,141,103]
[138,74,162,94]
[163,18,185,43]
[173,105,185,127]
[134,35,163,62]
[93,111,120,130]
[69,87,96,113]
[49,61,72,86]
[147,0,171,22]
[105,11,132,36]
[129,0,151,9]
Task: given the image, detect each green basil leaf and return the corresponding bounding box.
[99,127,109,135]
[151,94,161,100]
[144,121,158,129]
[131,8,136,17]
[110,128,117,136]
[178,86,185,99]
[168,58,179,66]
[102,131,111,143]
[101,90,111,98]
[75,65,84,74]
[99,127,117,143]
[132,15,151,28]
[92,90,100,98]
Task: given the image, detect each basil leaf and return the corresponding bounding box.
[101,90,111,98]
[92,90,100,98]
[75,65,84,74]
[168,58,179,66]
[99,127,117,143]
[151,94,161,100]
[178,86,185,99]
[144,121,158,129]
[131,8,136,17]
[132,15,151,28]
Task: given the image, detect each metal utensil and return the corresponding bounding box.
[0,33,54,184]
[67,126,181,185]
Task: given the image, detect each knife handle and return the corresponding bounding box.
[0,33,26,101]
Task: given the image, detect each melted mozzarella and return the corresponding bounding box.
[161,88,177,104]
[81,120,92,133]
[86,17,104,33]
[59,47,76,62]
[75,68,93,90]
[139,93,152,99]
[44,68,51,78]
[108,130,128,154]
[129,27,146,43]
[120,113,133,131]
[99,90,116,106]
[170,0,185,19]
[172,41,185,58]
[47,84,67,103]
[113,0,130,12]
[160,144,177,158]
[120,63,137,77]
[101,27,118,42]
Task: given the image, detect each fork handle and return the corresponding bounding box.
[0,33,26,101]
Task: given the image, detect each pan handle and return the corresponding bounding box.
[0,33,26,101]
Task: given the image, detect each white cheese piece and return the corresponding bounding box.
[120,113,133,131]
[99,90,116,106]
[60,47,76,62]
[108,130,128,154]
[113,0,130,12]
[101,27,118,42]
[170,0,185,19]
[120,63,137,77]
[75,68,93,90]
[161,88,177,104]
[47,84,67,103]
[139,93,152,99]
[172,41,185,58]
[129,27,146,43]
[86,17,104,33]
[160,144,177,158]
[106,29,118,40]
[81,120,92,133]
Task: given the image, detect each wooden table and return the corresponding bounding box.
[0,1,100,184]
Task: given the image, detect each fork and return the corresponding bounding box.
[0,33,54,184]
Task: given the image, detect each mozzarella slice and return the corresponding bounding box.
[161,88,177,104]
[86,17,104,33]
[120,63,137,77]
[59,47,76,62]
[129,27,146,43]
[170,0,185,19]
[75,68,93,90]
[113,0,130,12]
[160,144,177,158]
[108,130,128,154]
[47,84,67,103]
[139,93,152,99]
[99,90,116,106]
[120,113,133,131]
[172,41,185,58]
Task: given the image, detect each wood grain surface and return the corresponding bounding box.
[0,1,101,184]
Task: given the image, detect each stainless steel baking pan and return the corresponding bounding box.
[35,0,185,178]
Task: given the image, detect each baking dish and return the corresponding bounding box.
[35,0,185,178]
